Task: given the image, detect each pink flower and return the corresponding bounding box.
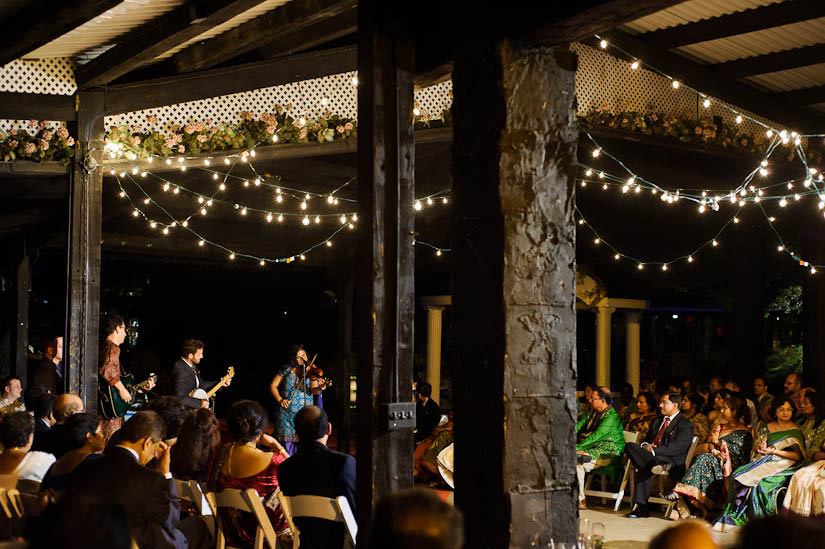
[299,128,307,140]
[146,115,159,124]
[177,145,185,153]
[266,125,276,134]
[8,129,17,136]
[8,140,17,148]
[197,134,208,143]
[56,127,69,138]
[132,125,142,133]
[42,130,53,140]
[39,120,49,129]
[39,139,49,150]
[131,136,141,145]
[175,134,182,144]
[344,122,353,130]
[336,125,345,133]
[28,120,37,129]
[184,124,195,134]
[66,137,74,146]
[24,143,35,154]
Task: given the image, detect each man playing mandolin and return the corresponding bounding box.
[172,338,232,409]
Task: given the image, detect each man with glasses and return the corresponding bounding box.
[624,392,694,518]
[576,387,624,509]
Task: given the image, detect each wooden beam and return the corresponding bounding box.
[0,162,70,177]
[66,91,105,410]
[711,45,825,78]
[638,0,825,49]
[13,239,29,382]
[780,85,825,106]
[597,31,825,133]
[355,1,416,541]
[76,0,270,88]
[0,178,67,199]
[103,127,452,171]
[104,46,356,115]
[0,92,76,121]
[0,0,119,66]
[248,6,356,61]
[161,0,357,74]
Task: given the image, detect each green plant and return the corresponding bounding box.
[764,344,803,380]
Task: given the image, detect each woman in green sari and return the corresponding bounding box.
[713,395,805,533]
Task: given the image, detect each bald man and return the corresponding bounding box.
[33,393,85,457]
[785,373,803,417]
[649,521,718,549]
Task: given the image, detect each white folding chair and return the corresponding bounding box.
[277,492,357,548]
[175,479,215,538]
[210,488,280,549]
[584,430,640,511]
[647,435,700,517]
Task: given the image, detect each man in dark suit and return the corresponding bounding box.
[32,393,55,436]
[171,338,230,409]
[33,393,84,457]
[29,335,63,399]
[624,391,694,518]
[415,381,442,442]
[69,410,187,548]
[278,405,356,549]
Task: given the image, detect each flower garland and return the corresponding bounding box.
[0,121,76,164]
[579,107,823,164]
[104,105,357,160]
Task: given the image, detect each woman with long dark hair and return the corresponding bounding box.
[170,408,220,483]
[270,345,316,455]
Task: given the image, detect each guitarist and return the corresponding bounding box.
[172,339,231,409]
[99,314,156,442]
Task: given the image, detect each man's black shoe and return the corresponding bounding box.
[625,505,650,518]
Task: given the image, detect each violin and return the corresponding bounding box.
[298,354,332,394]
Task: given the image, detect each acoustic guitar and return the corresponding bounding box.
[189,366,235,403]
[99,373,157,420]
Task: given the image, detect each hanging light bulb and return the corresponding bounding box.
[631,60,640,70]
[302,216,310,225]
[599,39,608,49]
[277,214,283,223]
[198,240,205,246]
[414,201,422,210]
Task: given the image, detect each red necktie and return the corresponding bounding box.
[652,417,671,447]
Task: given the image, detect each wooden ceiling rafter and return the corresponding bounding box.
[710,44,825,78]
[75,0,272,88]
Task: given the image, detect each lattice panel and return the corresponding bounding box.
[572,42,781,134]
[0,58,76,95]
[105,72,454,130]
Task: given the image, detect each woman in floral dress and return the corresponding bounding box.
[624,391,658,438]
[669,395,752,519]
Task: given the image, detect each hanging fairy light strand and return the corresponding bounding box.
[413,238,450,257]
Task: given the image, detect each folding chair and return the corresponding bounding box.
[210,488,280,549]
[584,431,640,511]
[277,493,357,548]
[175,479,215,539]
[647,435,700,517]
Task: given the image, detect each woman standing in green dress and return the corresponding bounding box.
[712,395,805,533]
[668,394,753,519]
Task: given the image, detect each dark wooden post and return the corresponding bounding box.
[65,91,105,408]
[13,237,29,382]
[802,230,825,391]
[355,0,416,541]
[452,40,579,546]
[335,263,354,453]
[732,207,766,382]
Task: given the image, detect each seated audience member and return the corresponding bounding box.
[796,390,825,447]
[415,382,441,442]
[616,383,636,420]
[668,395,752,519]
[752,377,773,420]
[578,385,597,420]
[697,383,712,415]
[206,400,290,546]
[370,489,464,549]
[707,389,732,424]
[624,392,695,519]
[681,392,711,444]
[782,392,825,516]
[170,408,220,484]
[28,497,132,549]
[648,520,718,549]
[106,395,189,452]
[575,387,624,509]
[735,515,825,549]
[415,411,453,485]
[713,395,805,532]
[681,379,694,397]
[32,393,56,436]
[33,393,84,457]
[68,410,187,548]
[29,335,62,399]
[278,405,356,549]
[625,391,658,437]
[0,411,55,482]
[724,379,758,426]
[708,377,723,394]
[0,376,25,414]
[40,413,104,496]
[785,373,803,414]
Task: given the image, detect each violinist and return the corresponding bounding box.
[270,345,322,455]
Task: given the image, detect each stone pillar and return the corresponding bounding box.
[425,305,444,401]
[595,307,615,388]
[625,311,641,393]
[452,39,578,547]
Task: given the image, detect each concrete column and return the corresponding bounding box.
[595,307,615,388]
[625,311,641,393]
[425,305,444,402]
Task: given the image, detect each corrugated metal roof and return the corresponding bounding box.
[155,0,292,60]
[25,0,184,59]
[745,62,825,92]
[675,17,825,64]
[623,0,781,34]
